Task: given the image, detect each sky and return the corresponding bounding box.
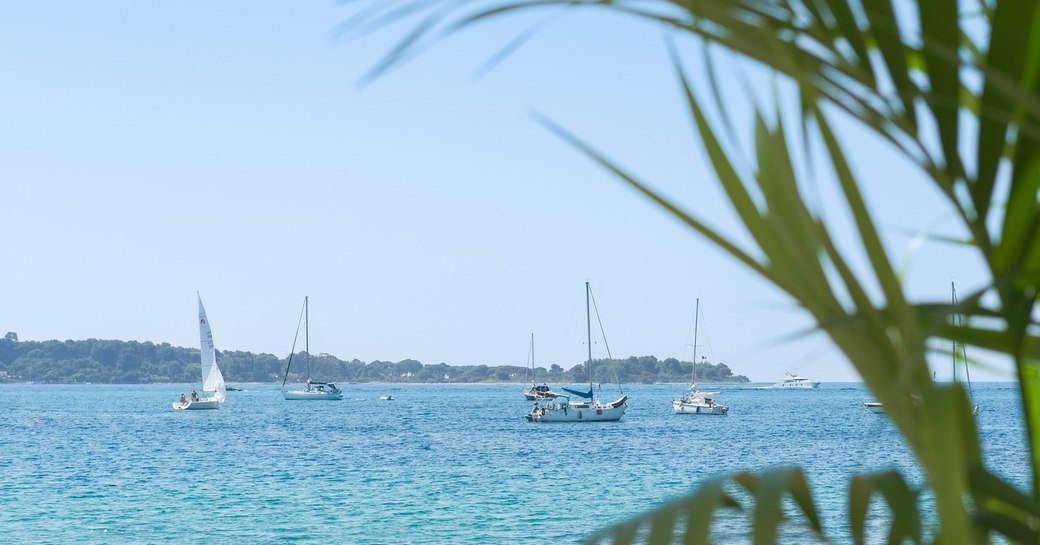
[0,1,1008,382]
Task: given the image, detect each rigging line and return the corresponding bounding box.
[961,334,974,397]
[951,283,975,404]
[683,300,698,361]
[951,282,958,382]
[698,304,715,364]
[280,299,308,389]
[588,285,623,395]
[525,333,534,385]
[305,296,310,383]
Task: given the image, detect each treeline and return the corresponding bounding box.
[0,332,749,384]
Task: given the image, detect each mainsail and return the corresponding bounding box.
[198,295,226,396]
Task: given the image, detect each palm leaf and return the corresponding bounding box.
[532,112,767,279]
[974,0,1040,223]
[582,476,743,545]
[732,468,823,544]
[920,384,982,544]
[860,0,918,130]
[585,468,818,545]
[918,0,963,181]
[818,0,874,85]
[969,464,1040,543]
[357,0,1040,540]
[849,470,922,545]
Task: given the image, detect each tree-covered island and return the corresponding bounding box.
[0,332,749,384]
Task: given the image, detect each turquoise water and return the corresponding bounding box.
[0,383,1027,544]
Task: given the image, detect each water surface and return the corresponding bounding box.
[0,382,1026,544]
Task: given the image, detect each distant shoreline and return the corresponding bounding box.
[0,335,752,385]
[0,380,1017,386]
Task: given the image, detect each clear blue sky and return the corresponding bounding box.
[0,1,1006,382]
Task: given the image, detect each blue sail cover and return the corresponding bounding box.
[561,387,593,399]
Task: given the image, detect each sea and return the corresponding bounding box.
[0,382,1028,544]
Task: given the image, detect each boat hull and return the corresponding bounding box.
[773,373,820,388]
[864,402,884,414]
[672,399,728,415]
[523,386,559,401]
[774,382,821,389]
[283,390,343,400]
[526,396,627,422]
[172,396,222,410]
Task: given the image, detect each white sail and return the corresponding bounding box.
[198,295,226,397]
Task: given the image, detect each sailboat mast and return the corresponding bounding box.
[951,282,956,381]
[692,298,700,384]
[586,281,593,389]
[528,332,535,386]
[305,295,310,382]
[951,282,975,406]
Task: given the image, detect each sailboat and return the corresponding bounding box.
[951,282,980,415]
[864,282,979,415]
[672,299,728,415]
[526,282,627,422]
[173,294,226,410]
[281,296,342,400]
[523,333,559,400]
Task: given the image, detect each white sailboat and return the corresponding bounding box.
[951,282,980,415]
[526,282,627,423]
[523,333,559,400]
[864,282,979,415]
[281,296,343,401]
[672,299,728,415]
[173,294,226,410]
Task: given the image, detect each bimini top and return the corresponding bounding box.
[561,386,593,400]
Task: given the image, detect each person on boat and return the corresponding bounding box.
[180,393,187,404]
[191,390,199,401]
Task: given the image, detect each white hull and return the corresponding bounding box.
[283,390,343,400]
[673,399,728,415]
[172,395,223,410]
[773,373,820,388]
[863,402,976,415]
[774,382,821,389]
[520,382,561,399]
[673,379,727,415]
[527,396,627,422]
